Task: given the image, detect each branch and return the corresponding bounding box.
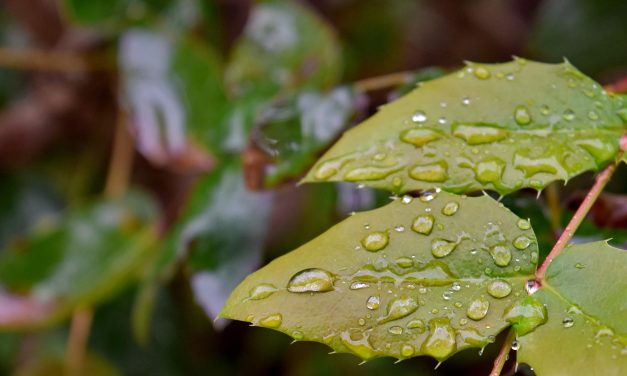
[0,47,114,72]
[64,308,93,376]
[104,110,134,198]
[353,71,414,92]
[535,134,627,279]
[489,329,516,376]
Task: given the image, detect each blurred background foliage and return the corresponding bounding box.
[0,0,626,375]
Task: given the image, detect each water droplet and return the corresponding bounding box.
[400,128,442,147]
[475,157,505,184]
[438,117,447,125]
[490,245,512,267]
[340,331,377,360]
[530,252,538,263]
[514,105,532,125]
[431,238,457,258]
[344,166,401,182]
[350,282,370,290]
[517,219,531,230]
[366,295,381,310]
[504,296,547,335]
[540,105,550,115]
[394,225,406,232]
[506,73,514,81]
[461,96,471,106]
[513,236,532,250]
[249,284,278,300]
[467,298,490,320]
[587,111,599,120]
[442,291,452,300]
[575,262,585,269]
[459,318,468,326]
[575,138,616,166]
[563,109,576,121]
[562,317,574,328]
[422,318,457,360]
[292,330,304,340]
[487,279,512,298]
[412,110,428,123]
[474,66,491,79]
[361,231,389,252]
[451,282,461,291]
[388,326,403,335]
[401,344,415,357]
[287,268,334,293]
[442,201,459,216]
[412,214,435,235]
[372,153,387,161]
[511,340,520,351]
[259,314,282,328]
[378,298,419,323]
[358,318,366,326]
[407,319,425,333]
[395,257,413,268]
[453,124,508,145]
[409,161,448,182]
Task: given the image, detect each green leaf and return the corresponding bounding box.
[0,192,157,329]
[303,60,627,195]
[62,0,171,27]
[225,0,341,100]
[221,191,539,361]
[517,241,627,375]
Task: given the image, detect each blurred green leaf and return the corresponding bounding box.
[518,241,627,375]
[303,60,627,195]
[221,191,540,361]
[14,353,121,376]
[62,0,172,27]
[0,192,157,329]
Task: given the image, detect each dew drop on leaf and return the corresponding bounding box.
[259,314,282,328]
[431,238,457,258]
[400,128,442,147]
[361,231,389,252]
[514,105,532,125]
[248,283,278,300]
[422,318,457,360]
[411,110,428,123]
[401,344,415,357]
[407,319,425,333]
[513,235,532,250]
[490,245,512,267]
[366,295,380,310]
[388,326,403,335]
[562,317,575,328]
[474,66,491,80]
[350,282,369,290]
[504,296,547,335]
[466,298,490,320]
[378,297,418,323]
[287,268,334,293]
[517,219,531,230]
[442,201,459,216]
[411,214,435,235]
[487,279,512,298]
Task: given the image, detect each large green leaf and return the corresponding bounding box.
[221,191,541,361]
[303,60,627,195]
[517,241,627,375]
[0,192,157,330]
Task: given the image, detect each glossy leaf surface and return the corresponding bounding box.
[221,191,540,361]
[518,241,627,375]
[304,60,627,195]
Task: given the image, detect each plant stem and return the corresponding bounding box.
[65,308,93,376]
[104,110,134,198]
[353,71,414,92]
[535,135,627,279]
[0,47,113,72]
[489,329,516,376]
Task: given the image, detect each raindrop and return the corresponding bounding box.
[540,105,550,115]
[401,195,413,204]
[474,66,491,80]
[412,111,428,123]
[503,296,547,335]
[248,284,278,300]
[366,295,381,310]
[517,219,531,230]
[514,105,532,125]
[442,201,459,216]
[361,231,389,252]
[259,314,282,328]
[407,319,425,333]
[400,128,442,147]
[409,162,448,182]
[467,298,490,320]
[490,245,512,267]
[395,225,406,232]
[378,298,419,323]
[395,257,414,268]
[438,117,447,125]
[388,326,404,335]
[588,111,599,120]
[487,279,512,298]
[462,96,471,106]
[511,340,520,351]
[350,282,370,290]
[412,214,435,235]
[562,317,574,328]
[563,109,576,121]
[575,262,585,269]
[401,344,415,357]
[513,236,532,250]
[442,291,452,300]
[358,318,366,326]
[287,268,334,293]
[431,238,457,258]
[525,280,540,295]
[452,124,508,145]
[451,282,461,291]
[421,318,457,360]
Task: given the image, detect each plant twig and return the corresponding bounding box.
[0,47,113,72]
[353,71,414,92]
[535,135,627,279]
[104,110,134,198]
[545,183,561,237]
[65,308,93,376]
[489,329,516,376]
[605,76,627,94]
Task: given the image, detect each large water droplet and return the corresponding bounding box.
[431,238,457,258]
[422,318,457,360]
[409,161,448,182]
[490,245,512,267]
[514,105,532,125]
[513,153,565,178]
[513,236,532,250]
[361,231,389,252]
[504,296,548,335]
[249,283,278,300]
[366,295,381,310]
[475,157,506,184]
[487,279,512,298]
[442,201,459,216]
[467,298,490,320]
[517,219,531,230]
[400,128,442,147]
[259,314,282,328]
[412,110,428,123]
[575,139,616,166]
[378,297,419,323]
[412,214,435,235]
[401,344,415,357]
[287,268,334,293]
[407,319,425,333]
[453,124,508,145]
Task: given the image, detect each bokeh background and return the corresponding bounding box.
[1,0,627,375]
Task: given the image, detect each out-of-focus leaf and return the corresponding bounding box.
[253,87,365,186]
[61,0,171,27]
[14,353,121,376]
[0,192,157,329]
[225,0,341,100]
[221,191,540,361]
[518,241,627,375]
[387,67,447,101]
[303,60,627,195]
[530,0,627,75]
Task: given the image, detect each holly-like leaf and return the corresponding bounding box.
[303,60,627,195]
[220,191,540,361]
[517,241,627,375]
[0,192,157,329]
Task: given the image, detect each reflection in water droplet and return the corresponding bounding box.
[249,284,278,300]
[287,268,334,293]
[350,282,370,290]
[490,245,512,267]
[442,202,459,216]
[511,340,520,351]
[517,219,531,230]
[514,105,532,125]
[431,238,457,258]
[379,298,419,323]
[422,318,457,360]
[562,317,574,328]
[487,279,512,298]
[361,231,389,252]
[513,236,532,250]
[409,161,448,182]
[467,298,490,321]
[412,214,435,235]
[259,314,282,328]
[401,195,413,204]
[462,96,471,106]
[412,111,428,123]
[401,344,415,357]
[400,128,442,147]
[366,295,381,310]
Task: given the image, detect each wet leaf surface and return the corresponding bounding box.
[517,241,627,375]
[221,191,540,361]
[304,60,627,195]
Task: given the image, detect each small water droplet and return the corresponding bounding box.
[587,111,599,120]
[513,236,532,250]
[517,219,531,230]
[474,66,491,80]
[412,214,435,235]
[442,201,459,216]
[412,110,428,123]
[452,124,508,145]
[431,238,457,258]
[395,257,413,268]
[540,105,550,115]
[358,318,366,326]
[409,161,448,182]
[575,262,585,269]
[467,298,490,320]
[451,282,461,291]
[438,117,447,125]
[361,231,389,252]
[259,314,282,328]
[366,295,381,310]
[504,296,547,335]
[394,225,406,232]
[563,109,576,121]
[514,105,532,125]
[401,344,415,357]
[462,96,471,106]
[506,73,514,81]
[562,317,574,328]
[248,283,278,300]
[350,282,370,290]
[442,291,452,300]
[490,245,512,267]
[487,279,512,298]
[401,195,413,204]
[511,340,520,351]
[400,128,442,147]
[388,326,403,335]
